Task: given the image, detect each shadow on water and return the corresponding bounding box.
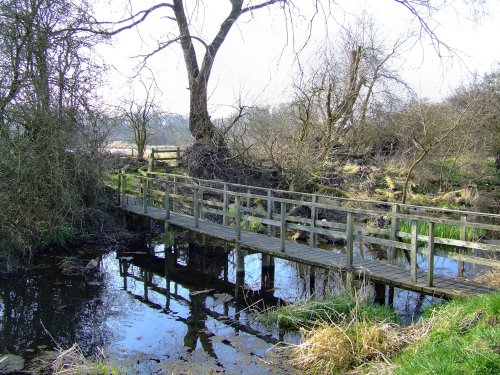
[0,223,470,373]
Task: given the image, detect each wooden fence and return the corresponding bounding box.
[148,147,181,170]
[117,170,500,288]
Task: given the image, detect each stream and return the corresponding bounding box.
[0,227,485,374]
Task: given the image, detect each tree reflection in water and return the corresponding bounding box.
[0,255,113,355]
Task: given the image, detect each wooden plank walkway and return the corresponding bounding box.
[121,199,497,299]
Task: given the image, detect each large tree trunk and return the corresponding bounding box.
[189,78,220,145]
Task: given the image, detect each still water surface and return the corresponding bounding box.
[0,230,470,373]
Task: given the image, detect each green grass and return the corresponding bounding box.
[228,204,266,233]
[89,361,123,375]
[394,292,500,375]
[276,292,499,374]
[397,219,486,241]
[260,295,399,330]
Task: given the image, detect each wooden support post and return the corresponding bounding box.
[143,177,148,214]
[235,195,241,242]
[346,212,354,270]
[176,147,181,165]
[235,243,245,303]
[389,204,399,264]
[309,195,318,247]
[261,254,275,292]
[164,182,170,220]
[387,286,394,307]
[309,266,316,296]
[267,189,274,237]
[223,183,229,226]
[246,188,251,231]
[148,155,154,173]
[173,176,178,212]
[193,186,199,228]
[117,172,122,206]
[280,201,286,252]
[427,221,435,287]
[458,215,467,278]
[121,174,127,208]
[199,187,204,220]
[410,220,418,282]
[143,271,149,301]
[373,283,386,305]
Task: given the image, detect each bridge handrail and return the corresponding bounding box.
[146,172,500,220]
[118,170,500,289]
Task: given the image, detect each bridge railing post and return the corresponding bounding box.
[117,171,122,206]
[223,183,229,226]
[193,186,199,228]
[121,173,127,208]
[458,215,467,277]
[164,181,170,220]
[410,220,418,282]
[235,195,241,242]
[173,176,178,213]
[280,201,286,252]
[143,176,148,214]
[310,195,318,247]
[199,186,204,220]
[427,221,435,287]
[245,188,251,231]
[346,212,354,269]
[389,204,399,264]
[267,189,274,237]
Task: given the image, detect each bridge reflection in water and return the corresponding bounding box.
[118,233,290,358]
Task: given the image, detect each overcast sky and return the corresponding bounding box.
[96,0,500,117]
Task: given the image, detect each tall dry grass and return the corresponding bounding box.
[52,344,121,375]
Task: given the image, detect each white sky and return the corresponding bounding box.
[95,0,500,117]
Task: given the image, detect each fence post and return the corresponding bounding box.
[148,153,154,172]
[280,201,286,252]
[267,189,274,237]
[121,174,127,208]
[389,204,399,264]
[223,183,229,226]
[173,176,178,212]
[176,147,181,164]
[235,195,241,242]
[164,181,170,220]
[410,220,418,282]
[458,215,467,277]
[193,186,199,228]
[427,221,435,287]
[310,195,318,247]
[346,212,354,269]
[143,176,148,214]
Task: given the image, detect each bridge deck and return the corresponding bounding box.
[122,200,496,299]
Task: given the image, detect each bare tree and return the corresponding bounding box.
[291,16,411,162]
[398,94,486,204]
[120,81,160,159]
[0,0,109,255]
[95,0,485,150]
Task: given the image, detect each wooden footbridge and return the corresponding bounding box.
[117,164,500,299]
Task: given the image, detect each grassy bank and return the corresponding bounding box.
[393,292,500,374]
[265,292,499,374]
